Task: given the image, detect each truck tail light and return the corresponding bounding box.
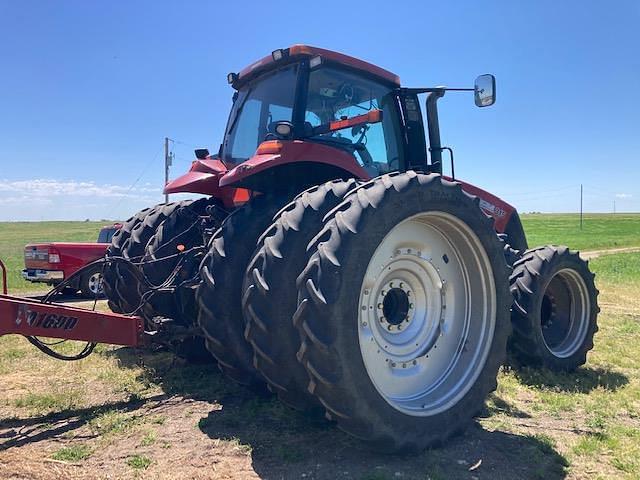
[48,248,61,264]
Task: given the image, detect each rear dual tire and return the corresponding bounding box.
[103,207,153,313]
[294,172,512,451]
[242,179,359,412]
[103,200,217,364]
[197,193,296,387]
[140,198,222,364]
[103,202,185,314]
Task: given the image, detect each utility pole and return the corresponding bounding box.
[614,199,616,215]
[580,184,583,230]
[164,137,172,204]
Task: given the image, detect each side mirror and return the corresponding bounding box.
[474,74,496,107]
[194,148,210,159]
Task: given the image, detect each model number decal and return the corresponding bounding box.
[479,199,506,218]
[16,307,79,331]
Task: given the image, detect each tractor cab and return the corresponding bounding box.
[219,45,405,189]
[218,45,495,190]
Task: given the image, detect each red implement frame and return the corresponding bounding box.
[0,259,145,347]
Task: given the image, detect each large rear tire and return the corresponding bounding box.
[197,193,294,387]
[242,179,358,412]
[509,245,599,371]
[295,172,511,451]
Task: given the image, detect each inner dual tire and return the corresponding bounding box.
[196,192,298,387]
[141,198,222,325]
[509,245,599,371]
[242,179,359,412]
[294,172,512,451]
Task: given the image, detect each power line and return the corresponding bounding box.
[108,147,163,219]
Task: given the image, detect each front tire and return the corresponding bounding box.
[509,245,599,371]
[295,172,511,451]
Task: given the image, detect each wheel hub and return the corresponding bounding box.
[540,269,590,357]
[358,212,497,416]
[381,286,411,327]
[362,252,446,365]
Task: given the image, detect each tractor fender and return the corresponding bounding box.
[164,158,249,209]
[447,177,528,251]
[219,140,370,192]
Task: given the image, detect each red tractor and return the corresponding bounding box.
[101,45,599,451]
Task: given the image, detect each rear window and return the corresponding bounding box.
[97,227,117,243]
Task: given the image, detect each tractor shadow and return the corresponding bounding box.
[110,348,569,478]
[511,365,629,394]
[0,394,166,451]
[196,395,569,480]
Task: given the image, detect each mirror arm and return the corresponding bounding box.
[426,89,445,174]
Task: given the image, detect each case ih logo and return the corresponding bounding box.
[479,199,507,218]
[16,306,79,331]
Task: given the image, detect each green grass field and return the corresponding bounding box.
[521,213,640,251]
[0,214,639,478]
[0,221,107,292]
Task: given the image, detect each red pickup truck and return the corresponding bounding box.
[22,224,121,297]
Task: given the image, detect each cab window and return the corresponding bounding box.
[223,65,298,165]
[305,66,401,175]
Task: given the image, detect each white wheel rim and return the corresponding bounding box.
[88,272,104,295]
[358,212,497,416]
[540,268,590,358]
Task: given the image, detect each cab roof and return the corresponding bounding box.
[233,45,401,88]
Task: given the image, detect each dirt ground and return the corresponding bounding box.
[0,346,569,480]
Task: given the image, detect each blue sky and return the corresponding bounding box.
[0,1,638,220]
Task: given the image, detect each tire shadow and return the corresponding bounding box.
[0,394,167,451]
[195,392,569,480]
[512,365,629,393]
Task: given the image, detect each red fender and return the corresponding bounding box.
[163,158,249,209]
[445,176,516,233]
[219,140,370,188]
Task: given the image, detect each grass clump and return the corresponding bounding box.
[51,444,92,461]
[127,454,152,470]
